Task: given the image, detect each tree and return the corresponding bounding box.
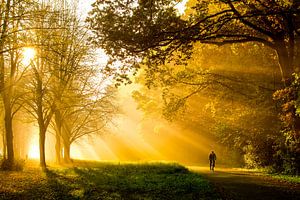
[22,3,61,169]
[133,42,282,167]
[54,82,117,163]
[0,0,36,169]
[87,0,300,84]
[44,1,88,164]
[87,0,300,173]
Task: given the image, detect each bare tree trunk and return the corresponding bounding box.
[55,133,62,164]
[36,68,47,169]
[2,129,7,159]
[3,102,14,167]
[0,0,13,169]
[295,39,300,72]
[38,124,47,169]
[63,141,71,163]
[1,53,14,168]
[275,43,294,85]
[54,110,62,163]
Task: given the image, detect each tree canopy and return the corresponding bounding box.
[87,0,300,83]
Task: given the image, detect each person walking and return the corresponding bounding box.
[209,151,217,171]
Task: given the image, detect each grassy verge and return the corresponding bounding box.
[0,161,220,200]
[233,167,300,184]
[267,174,300,184]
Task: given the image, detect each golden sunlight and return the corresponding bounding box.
[28,134,39,159]
[22,47,36,66]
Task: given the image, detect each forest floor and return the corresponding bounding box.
[0,160,219,200]
[190,166,300,200]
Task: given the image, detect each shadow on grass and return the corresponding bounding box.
[43,169,80,199]
[0,169,79,200]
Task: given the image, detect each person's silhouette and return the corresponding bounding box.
[209,151,217,171]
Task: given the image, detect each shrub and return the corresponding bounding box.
[0,159,25,171]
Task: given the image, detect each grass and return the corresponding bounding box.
[242,167,300,184]
[267,174,300,184]
[0,161,220,200]
[227,167,300,184]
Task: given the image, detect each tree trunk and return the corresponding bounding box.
[0,46,14,169]
[2,129,6,159]
[54,110,62,164]
[3,95,14,168]
[295,40,300,73]
[39,124,47,169]
[63,141,71,163]
[35,63,48,170]
[37,79,47,169]
[55,133,62,164]
[275,44,294,85]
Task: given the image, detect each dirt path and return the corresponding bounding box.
[189,166,300,200]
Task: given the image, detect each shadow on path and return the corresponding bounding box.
[190,166,300,200]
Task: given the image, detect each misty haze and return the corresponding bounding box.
[0,0,299,199]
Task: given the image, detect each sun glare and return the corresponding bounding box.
[28,145,39,159]
[22,47,36,66]
[175,0,188,15]
[28,134,39,159]
[96,48,109,66]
